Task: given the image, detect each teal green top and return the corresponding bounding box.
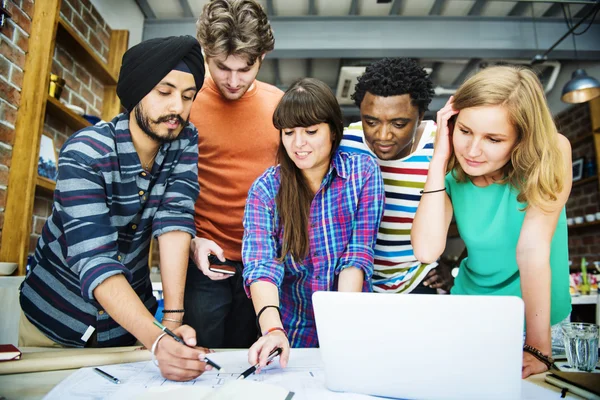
[446,173,571,325]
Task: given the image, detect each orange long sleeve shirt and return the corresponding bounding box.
[190,78,283,261]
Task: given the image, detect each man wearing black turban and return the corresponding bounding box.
[19,36,211,382]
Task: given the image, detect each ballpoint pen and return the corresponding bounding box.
[152,320,223,371]
[93,367,121,384]
[237,347,283,380]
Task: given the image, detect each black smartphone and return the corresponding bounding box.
[208,265,236,275]
[207,254,236,275]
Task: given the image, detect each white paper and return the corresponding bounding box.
[43,349,563,400]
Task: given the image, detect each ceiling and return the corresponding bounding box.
[135,0,600,118]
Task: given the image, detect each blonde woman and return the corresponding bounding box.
[412,66,572,379]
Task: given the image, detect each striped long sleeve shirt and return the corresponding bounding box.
[242,150,385,348]
[19,113,199,347]
[339,121,438,293]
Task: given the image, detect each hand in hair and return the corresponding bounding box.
[433,96,458,165]
[190,237,230,280]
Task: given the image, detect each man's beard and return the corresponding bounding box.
[134,103,189,144]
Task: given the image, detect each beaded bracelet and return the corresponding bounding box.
[263,326,288,338]
[523,344,556,370]
[162,309,185,313]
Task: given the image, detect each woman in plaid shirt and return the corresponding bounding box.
[242,78,385,368]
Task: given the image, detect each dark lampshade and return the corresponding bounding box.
[561,68,600,104]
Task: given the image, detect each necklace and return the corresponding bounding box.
[142,148,160,171]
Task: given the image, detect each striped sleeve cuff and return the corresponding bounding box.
[152,210,197,238]
[79,257,133,304]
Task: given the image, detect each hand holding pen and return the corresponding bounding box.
[151,321,217,381]
[153,321,222,370]
[247,328,290,370]
[238,348,282,380]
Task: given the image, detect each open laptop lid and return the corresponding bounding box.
[313,292,524,400]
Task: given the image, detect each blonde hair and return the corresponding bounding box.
[196,0,275,65]
[448,65,564,210]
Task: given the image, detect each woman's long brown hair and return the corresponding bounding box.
[273,78,343,261]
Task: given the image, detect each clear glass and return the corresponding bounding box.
[561,323,599,372]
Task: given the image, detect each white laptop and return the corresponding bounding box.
[312,292,524,400]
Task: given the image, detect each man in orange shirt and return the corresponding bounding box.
[181,0,284,348]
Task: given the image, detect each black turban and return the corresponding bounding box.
[116,35,205,112]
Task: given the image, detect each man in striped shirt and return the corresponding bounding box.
[19,36,212,381]
[339,58,454,294]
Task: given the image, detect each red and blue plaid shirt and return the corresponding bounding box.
[242,150,384,347]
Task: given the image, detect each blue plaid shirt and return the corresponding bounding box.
[20,113,199,347]
[242,151,384,347]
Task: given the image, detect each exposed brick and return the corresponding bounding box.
[90,6,103,26]
[94,96,103,111]
[51,60,63,77]
[88,33,102,55]
[28,234,38,253]
[10,66,23,88]
[80,0,91,11]
[0,56,9,81]
[2,21,15,42]
[100,46,108,61]
[0,188,6,208]
[0,40,26,70]
[55,46,74,72]
[33,216,45,234]
[88,105,101,118]
[0,100,17,126]
[80,86,94,104]
[44,112,69,136]
[81,8,96,31]
[98,30,110,50]
[14,28,28,53]
[0,79,20,107]
[55,133,68,149]
[61,86,72,104]
[62,69,81,93]
[0,122,15,145]
[63,0,80,15]
[69,92,87,111]
[71,15,87,40]
[60,0,73,22]
[5,1,31,35]
[74,65,91,87]
[91,78,103,96]
[21,0,34,20]
[32,196,50,217]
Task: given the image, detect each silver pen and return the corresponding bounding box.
[93,367,121,384]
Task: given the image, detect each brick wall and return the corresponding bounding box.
[25,0,111,255]
[0,0,34,245]
[554,103,600,270]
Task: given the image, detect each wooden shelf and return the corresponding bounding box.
[569,134,594,148]
[568,219,600,230]
[46,95,90,132]
[55,18,117,85]
[572,175,598,188]
[35,175,56,196]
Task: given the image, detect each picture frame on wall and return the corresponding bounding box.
[572,157,584,182]
[38,134,58,182]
